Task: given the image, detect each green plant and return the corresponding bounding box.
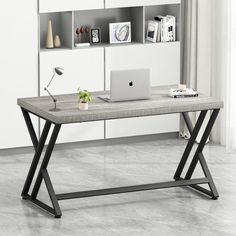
[77,87,92,103]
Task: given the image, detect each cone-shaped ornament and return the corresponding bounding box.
[46,20,54,49]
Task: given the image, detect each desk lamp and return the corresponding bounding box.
[44,67,64,112]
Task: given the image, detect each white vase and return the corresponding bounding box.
[46,20,54,49]
[79,102,88,110]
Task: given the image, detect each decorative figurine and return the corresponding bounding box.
[54,35,61,48]
[76,27,82,43]
[76,26,90,43]
[46,20,54,49]
[75,26,91,48]
[85,26,90,42]
[80,26,85,42]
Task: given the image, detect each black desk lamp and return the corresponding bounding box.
[44,67,64,112]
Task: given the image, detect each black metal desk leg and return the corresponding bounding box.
[182,112,194,134]
[185,109,220,180]
[42,169,62,217]
[31,124,61,200]
[184,109,220,199]
[197,153,219,199]
[20,109,220,218]
[21,120,51,197]
[21,108,39,151]
[174,111,207,179]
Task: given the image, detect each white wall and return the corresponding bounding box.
[0,0,38,149]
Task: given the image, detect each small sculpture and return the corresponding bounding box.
[54,35,61,48]
[76,26,90,43]
[76,27,81,43]
[46,20,54,49]
[80,26,85,42]
[85,26,90,42]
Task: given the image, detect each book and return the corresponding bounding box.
[153,16,162,42]
[146,20,159,43]
[169,88,198,98]
[154,15,176,42]
[166,15,176,41]
[156,23,161,42]
[155,16,168,42]
[157,16,166,42]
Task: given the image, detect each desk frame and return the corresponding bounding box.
[21,108,220,218]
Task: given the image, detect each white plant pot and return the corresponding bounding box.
[79,102,88,110]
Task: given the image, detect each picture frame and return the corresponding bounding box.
[109,22,131,44]
[146,20,159,43]
[90,28,101,44]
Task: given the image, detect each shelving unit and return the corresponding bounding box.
[38,0,181,143]
[39,2,181,52]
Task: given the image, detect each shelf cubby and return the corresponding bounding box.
[40,12,73,51]
[144,3,181,43]
[73,7,145,47]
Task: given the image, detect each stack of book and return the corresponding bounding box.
[169,88,198,98]
[146,15,176,43]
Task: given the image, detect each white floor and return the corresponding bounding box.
[0,137,236,236]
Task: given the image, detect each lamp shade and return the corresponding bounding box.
[54,67,64,76]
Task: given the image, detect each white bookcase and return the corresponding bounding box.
[39,0,181,143]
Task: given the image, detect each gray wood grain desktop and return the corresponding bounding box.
[17,85,223,124]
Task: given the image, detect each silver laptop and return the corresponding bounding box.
[99,69,151,102]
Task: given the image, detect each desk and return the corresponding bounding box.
[18,85,223,218]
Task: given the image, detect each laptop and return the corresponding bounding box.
[99,69,151,102]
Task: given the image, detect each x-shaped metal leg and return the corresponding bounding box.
[21,108,62,218]
[21,107,220,218]
[174,109,220,199]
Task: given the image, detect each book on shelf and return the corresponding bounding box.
[154,16,166,42]
[166,15,176,41]
[154,15,176,42]
[169,88,198,98]
[146,20,160,43]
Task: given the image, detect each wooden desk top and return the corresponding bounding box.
[18,85,223,124]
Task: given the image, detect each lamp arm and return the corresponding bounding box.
[44,87,57,103]
[46,72,56,88]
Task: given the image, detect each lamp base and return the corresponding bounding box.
[49,108,61,112]
[49,100,61,112]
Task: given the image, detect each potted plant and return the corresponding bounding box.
[77,87,92,110]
